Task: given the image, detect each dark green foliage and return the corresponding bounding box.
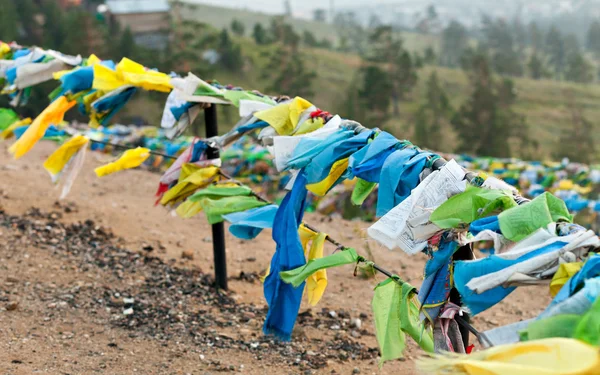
[528,53,547,80]
[423,46,436,65]
[356,65,393,125]
[586,20,600,56]
[545,26,566,76]
[452,53,527,157]
[218,29,243,72]
[441,21,469,67]
[230,19,245,37]
[260,44,316,98]
[564,52,594,83]
[252,23,269,45]
[302,31,319,47]
[481,16,523,76]
[0,0,19,42]
[413,71,450,149]
[556,97,596,163]
[529,22,544,51]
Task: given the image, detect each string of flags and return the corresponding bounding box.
[1,41,600,373]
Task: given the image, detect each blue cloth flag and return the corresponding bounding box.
[263,173,309,340]
[223,204,279,240]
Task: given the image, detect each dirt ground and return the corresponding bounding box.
[0,142,552,375]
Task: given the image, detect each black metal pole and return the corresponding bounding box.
[204,104,228,290]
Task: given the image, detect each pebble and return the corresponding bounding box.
[352,368,361,374]
[181,250,194,260]
[123,308,134,315]
[350,318,362,329]
[6,301,19,311]
[328,310,337,318]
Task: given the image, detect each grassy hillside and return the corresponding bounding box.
[120,3,600,161]
[176,1,439,53]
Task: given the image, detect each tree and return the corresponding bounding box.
[333,11,368,54]
[528,53,546,80]
[586,20,600,56]
[0,0,19,42]
[218,29,243,72]
[303,30,319,47]
[252,23,269,45]
[231,19,245,36]
[41,0,68,50]
[413,71,451,148]
[481,17,523,76]
[423,46,437,65]
[452,53,526,157]
[545,26,566,77]
[117,27,137,60]
[441,21,469,67]
[313,9,327,22]
[15,0,42,45]
[564,52,594,83]
[528,21,543,51]
[269,17,300,48]
[283,0,292,17]
[356,65,393,124]
[365,26,419,115]
[556,94,596,163]
[261,45,316,98]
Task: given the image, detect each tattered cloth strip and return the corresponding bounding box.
[434,302,466,353]
[94,147,150,177]
[263,173,308,341]
[372,276,434,366]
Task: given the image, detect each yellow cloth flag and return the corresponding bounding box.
[297,224,328,306]
[160,165,220,206]
[417,337,600,375]
[0,42,10,59]
[9,96,75,159]
[92,58,172,93]
[255,97,313,135]
[558,179,575,190]
[94,147,150,177]
[0,118,32,140]
[307,158,350,196]
[43,135,89,180]
[549,262,583,297]
[294,117,324,136]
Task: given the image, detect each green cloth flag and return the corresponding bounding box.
[223,90,276,107]
[187,184,253,201]
[280,248,360,287]
[430,185,517,228]
[498,192,572,242]
[520,297,600,346]
[0,108,19,131]
[199,196,267,224]
[372,277,434,366]
[351,178,377,205]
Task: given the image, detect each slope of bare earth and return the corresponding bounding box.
[0,142,551,374]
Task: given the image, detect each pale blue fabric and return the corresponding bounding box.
[263,173,308,341]
[303,130,374,184]
[376,148,433,217]
[223,204,278,240]
[348,131,400,183]
[538,277,600,319]
[551,254,600,306]
[286,129,354,170]
[454,240,568,315]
